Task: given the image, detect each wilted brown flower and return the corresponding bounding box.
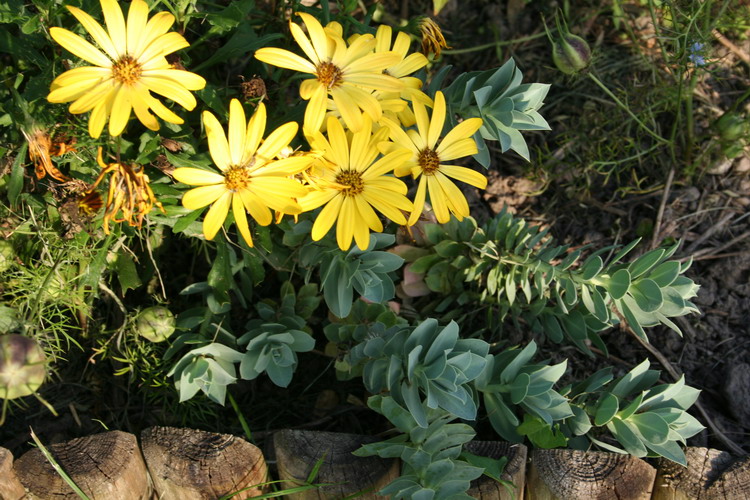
[88,148,165,233]
[419,18,450,58]
[21,128,73,182]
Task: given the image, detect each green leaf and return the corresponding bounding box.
[609,418,647,457]
[517,414,567,448]
[7,142,26,207]
[608,269,631,300]
[594,393,619,426]
[510,373,530,404]
[172,208,204,234]
[630,279,663,312]
[629,413,670,445]
[567,405,592,436]
[648,261,680,287]
[609,239,641,265]
[115,253,141,294]
[581,255,603,280]
[628,249,666,278]
[645,440,686,466]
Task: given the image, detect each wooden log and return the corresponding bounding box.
[141,426,267,499]
[526,449,656,500]
[0,446,26,500]
[13,430,150,499]
[653,447,750,499]
[274,429,399,499]
[465,441,527,499]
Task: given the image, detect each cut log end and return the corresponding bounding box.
[141,426,267,500]
[527,449,656,500]
[13,430,150,500]
[465,441,527,499]
[653,447,750,500]
[0,446,26,500]
[274,429,399,499]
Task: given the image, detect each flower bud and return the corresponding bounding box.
[135,306,176,342]
[548,12,592,75]
[715,112,746,142]
[0,334,46,400]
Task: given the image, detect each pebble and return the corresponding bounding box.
[724,362,750,422]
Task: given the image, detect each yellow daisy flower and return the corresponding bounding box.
[48,0,206,138]
[255,12,404,133]
[380,91,486,225]
[173,99,312,247]
[300,115,413,251]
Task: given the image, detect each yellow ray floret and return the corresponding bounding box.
[299,115,413,251]
[48,0,206,138]
[255,12,403,133]
[380,91,486,225]
[173,99,312,247]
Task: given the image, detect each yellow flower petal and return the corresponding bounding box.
[325,117,350,169]
[48,68,110,103]
[228,99,246,166]
[50,27,112,67]
[88,99,110,139]
[183,184,226,210]
[300,79,318,100]
[439,165,488,189]
[363,149,412,179]
[232,194,254,247]
[255,47,316,74]
[427,91,446,149]
[131,87,159,130]
[101,0,127,57]
[337,196,356,250]
[297,12,329,65]
[437,137,478,162]
[407,176,428,226]
[144,92,183,124]
[311,193,343,241]
[331,87,363,132]
[255,156,313,176]
[140,74,197,110]
[304,84,328,133]
[345,71,403,92]
[139,32,190,66]
[349,116,372,169]
[298,188,337,211]
[202,191,232,240]
[68,79,115,114]
[126,0,149,56]
[108,86,133,136]
[354,194,383,232]
[438,117,482,154]
[203,111,231,171]
[242,102,266,165]
[427,176,450,223]
[289,19,320,65]
[362,187,410,224]
[256,122,298,163]
[434,171,470,218]
[172,167,224,186]
[141,68,206,90]
[134,11,175,60]
[240,190,272,226]
[66,6,118,60]
[340,85,382,122]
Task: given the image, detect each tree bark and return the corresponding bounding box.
[526,448,655,500]
[141,426,267,499]
[653,447,750,499]
[274,429,399,499]
[465,441,527,499]
[0,446,26,500]
[13,431,150,499]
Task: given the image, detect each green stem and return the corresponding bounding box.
[587,73,670,145]
[227,392,254,443]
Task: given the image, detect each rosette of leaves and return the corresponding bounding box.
[166,342,243,404]
[405,210,700,352]
[348,319,489,427]
[474,341,573,446]
[237,283,316,388]
[355,395,483,500]
[299,233,404,318]
[428,58,550,165]
[562,360,704,465]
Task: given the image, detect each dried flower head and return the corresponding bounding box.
[419,18,450,58]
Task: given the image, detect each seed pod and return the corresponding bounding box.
[0,334,46,400]
[549,12,592,75]
[135,306,176,343]
[715,112,746,142]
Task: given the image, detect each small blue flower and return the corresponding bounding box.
[689,42,706,66]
